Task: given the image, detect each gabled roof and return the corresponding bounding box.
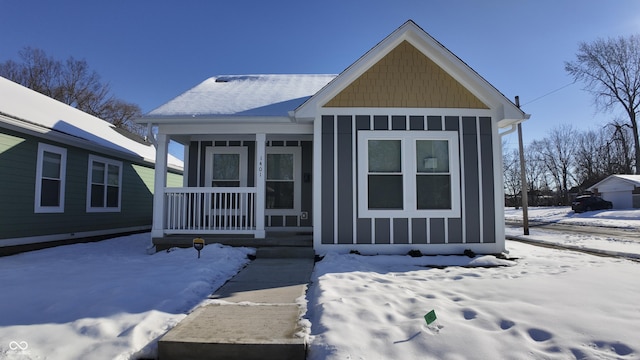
[0,76,182,170]
[589,175,640,190]
[143,74,336,120]
[295,20,528,127]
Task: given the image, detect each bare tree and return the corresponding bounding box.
[0,47,144,138]
[532,125,577,205]
[523,144,548,205]
[502,147,520,206]
[605,120,635,174]
[574,129,607,188]
[565,34,640,174]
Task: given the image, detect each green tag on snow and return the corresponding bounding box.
[424,310,437,325]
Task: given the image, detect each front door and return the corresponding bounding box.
[204,146,249,228]
[266,146,301,227]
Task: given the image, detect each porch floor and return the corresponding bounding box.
[153,231,312,251]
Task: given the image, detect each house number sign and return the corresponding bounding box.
[258,156,263,177]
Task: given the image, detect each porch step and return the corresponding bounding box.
[256,246,315,259]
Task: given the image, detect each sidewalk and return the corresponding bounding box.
[158,247,315,360]
[505,230,640,261]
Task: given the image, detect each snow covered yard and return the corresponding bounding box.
[505,206,640,257]
[0,233,253,359]
[305,242,640,359]
[2,208,639,360]
[505,206,640,229]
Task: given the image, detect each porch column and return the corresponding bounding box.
[255,133,266,238]
[151,133,169,239]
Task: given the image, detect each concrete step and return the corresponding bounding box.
[256,246,315,259]
[158,304,306,360]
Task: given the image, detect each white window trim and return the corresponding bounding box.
[266,146,302,216]
[357,130,461,218]
[35,143,67,213]
[86,155,123,213]
[204,146,248,187]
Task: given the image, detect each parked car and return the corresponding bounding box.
[571,196,613,213]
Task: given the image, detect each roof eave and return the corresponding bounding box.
[137,114,294,125]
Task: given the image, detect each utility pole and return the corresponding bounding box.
[516,96,529,235]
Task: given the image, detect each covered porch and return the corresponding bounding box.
[150,123,314,247]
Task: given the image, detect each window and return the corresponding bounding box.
[266,147,301,215]
[87,155,122,212]
[35,143,67,213]
[416,140,451,209]
[367,140,403,209]
[357,131,460,217]
[205,147,248,187]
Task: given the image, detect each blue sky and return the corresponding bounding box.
[1,0,639,149]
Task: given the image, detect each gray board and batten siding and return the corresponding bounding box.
[321,114,495,246]
[187,139,313,228]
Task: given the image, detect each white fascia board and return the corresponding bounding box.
[157,122,314,136]
[137,115,293,125]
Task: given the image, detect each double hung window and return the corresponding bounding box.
[35,143,67,213]
[87,155,122,212]
[357,131,460,217]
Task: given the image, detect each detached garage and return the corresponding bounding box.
[588,175,640,209]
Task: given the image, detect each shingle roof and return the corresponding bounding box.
[145,74,337,118]
[0,76,182,169]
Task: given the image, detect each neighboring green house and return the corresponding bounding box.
[0,76,183,255]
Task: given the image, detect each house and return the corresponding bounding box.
[0,76,183,256]
[139,20,529,255]
[588,175,640,209]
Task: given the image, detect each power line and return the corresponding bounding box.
[521,80,577,107]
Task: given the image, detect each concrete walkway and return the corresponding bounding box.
[158,247,315,360]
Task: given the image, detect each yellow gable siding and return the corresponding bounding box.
[324,41,489,109]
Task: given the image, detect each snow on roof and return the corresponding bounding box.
[145,74,337,118]
[588,174,640,191]
[0,76,182,170]
[612,175,640,185]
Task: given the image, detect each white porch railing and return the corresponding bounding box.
[164,187,257,234]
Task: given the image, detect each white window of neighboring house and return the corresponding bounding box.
[87,155,122,212]
[266,146,301,215]
[357,131,460,218]
[35,143,67,213]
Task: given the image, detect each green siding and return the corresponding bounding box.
[0,131,38,238]
[0,128,182,242]
[167,170,183,187]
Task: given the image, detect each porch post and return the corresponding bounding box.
[255,133,266,238]
[151,133,169,239]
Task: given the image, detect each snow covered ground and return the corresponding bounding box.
[504,206,640,229]
[1,207,639,359]
[505,206,640,257]
[0,234,253,359]
[305,207,640,359]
